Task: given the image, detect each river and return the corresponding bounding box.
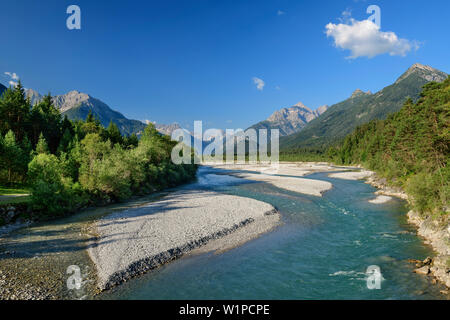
[0,166,446,299]
[98,167,446,300]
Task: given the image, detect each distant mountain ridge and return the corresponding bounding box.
[248,102,329,136]
[24,89,179,137]
[280,63,448,151]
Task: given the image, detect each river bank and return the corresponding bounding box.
[88,189,280,291]
[330,168,450,292]
[1,162,447,299]
[367,174,450,292]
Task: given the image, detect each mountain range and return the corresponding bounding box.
[23,89,180,137]
[248,102,328,136]
[280,63,448,151]
[2,63,447,148]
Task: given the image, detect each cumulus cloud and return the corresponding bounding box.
[277,10,285,16]
[4,72,20,87]
[252,77,265,91]
[325,19,418,59]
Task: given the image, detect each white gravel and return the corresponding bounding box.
[328,170,374,180]
[88,189,278,290]
[230,173,332,197]
[208,163,334,197]
[368,195,393,204]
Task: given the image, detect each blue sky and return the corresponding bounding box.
[1,0,448,130]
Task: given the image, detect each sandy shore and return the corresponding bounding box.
[88,189,279,290]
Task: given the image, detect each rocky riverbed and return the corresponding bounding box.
[88,189,280,291]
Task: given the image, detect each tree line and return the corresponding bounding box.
[0,82,197,217]
[329,78,449,216]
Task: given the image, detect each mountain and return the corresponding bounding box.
[142,120,182,136]
[280,63,448,151]
[248,102,329,136]
[24,89,179,136]
[0,83,7,96]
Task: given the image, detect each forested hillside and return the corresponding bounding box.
[0,82,197,220]
[332,78,449,216]
[280,64,447,152]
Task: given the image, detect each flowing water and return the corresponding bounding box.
[100,168,447,300]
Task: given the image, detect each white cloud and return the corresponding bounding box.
[252,77,265,91]
[325,19,418,59]
[277,10,285,16]
[4,72,20,87]
[5,72,19,80]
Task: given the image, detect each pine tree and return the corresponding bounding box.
[125,133,139,148]
[2,130,22,183]
[0,81,30,142]
[106,120,123,145]
[57,128,74,154]
[36,133,49,154]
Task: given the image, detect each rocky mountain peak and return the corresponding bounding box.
[314,105,329,116]
[351,89,371,99]
[396,63,448,84]
[293,101,310,109]
[23,87,178,137]
[250,102,329,136]
[24,88,43,106]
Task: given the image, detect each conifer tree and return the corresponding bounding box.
[3,130,22,183]
[36,132,49,155]
[106,120,123,145]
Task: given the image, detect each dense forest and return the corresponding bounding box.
[0,82,197,218]
[330,78,449,217]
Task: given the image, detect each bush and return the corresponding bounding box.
[28,154,80,215]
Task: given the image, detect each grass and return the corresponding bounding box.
[0,196,31,205]
[0,186,30,204]
[0,186,30,196]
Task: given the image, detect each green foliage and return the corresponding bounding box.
[332,78,450,216]
[279,148,328,162]
[35,133,49,154]
[0,87,198,221]
[0,82,29,143]
[0,186,29,195]
[29,94,62,152]
[0,130,28,183]
[106,120,123,146]
[28,153,85,215]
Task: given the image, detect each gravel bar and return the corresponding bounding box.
[88,189,279,290]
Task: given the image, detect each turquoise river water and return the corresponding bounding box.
[100,168,447,300]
